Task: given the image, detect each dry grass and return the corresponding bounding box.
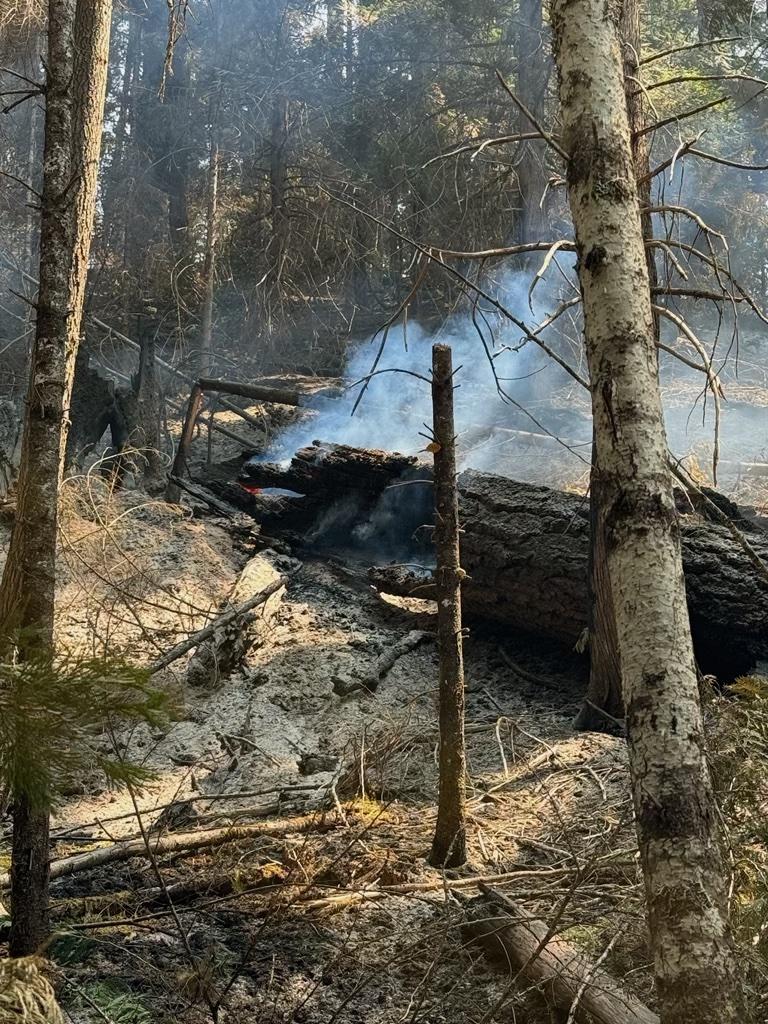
[0,958,64,1024]
[0,1,44,42]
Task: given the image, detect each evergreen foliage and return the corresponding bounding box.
[0,646,166,810]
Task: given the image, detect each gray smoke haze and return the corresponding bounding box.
[267,269,594,479]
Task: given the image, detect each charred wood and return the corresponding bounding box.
[232,442,768,680]
[333,629,432,695]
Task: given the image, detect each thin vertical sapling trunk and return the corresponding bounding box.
[134,311,162,486]
[551,1,748,1020]
[514,0,550,258]
[428,343,468,869]
[0,0,114,956]
[199,99,220,377]
[165,382,205,503]
[268,94,289,297]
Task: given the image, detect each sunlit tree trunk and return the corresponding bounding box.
[0,0,113,956]
[578,0,659,732]
[551,1,748,1020]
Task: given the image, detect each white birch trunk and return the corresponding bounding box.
[550,1,747,1020]
[0,0,114,956]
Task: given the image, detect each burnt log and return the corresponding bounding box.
[241,441,422,495]
[382,470,768,679]
[236,442,432,556]
[226,442,768,677]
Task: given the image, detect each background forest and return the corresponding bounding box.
[2,1,768,1023]
[2,0,767,393]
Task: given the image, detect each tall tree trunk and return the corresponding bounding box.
[103,9,139,270]
[578,0,659,732]
[134,3,189,255]
[428,344,468,869]
[264,92,289,338]
[199,107,220,377]
[133,311,162,486]
[162,39,190,253]
[326,0,345,86]
[514,0,550,257]
[551,2,747,1021]
[0,0,113,956]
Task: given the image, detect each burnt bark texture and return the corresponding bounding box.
[428,345,467,869]
[551,0,748,1019]
[0,0,113,956]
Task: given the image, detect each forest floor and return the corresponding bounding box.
[0,392,766,1023]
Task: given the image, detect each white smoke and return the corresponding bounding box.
[266,269,593,476]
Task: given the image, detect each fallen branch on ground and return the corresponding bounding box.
[333,630,433,695]
[185,557,286,687]
[464,885,658,1024]
[148,576,287,675]
[0,812,337,890]
[52,856,639,931]
[166,474,249,518]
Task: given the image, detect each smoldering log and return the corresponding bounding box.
[231,441,768,678]
[234,441,433,554]
[241,440,424,495]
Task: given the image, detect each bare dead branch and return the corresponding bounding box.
[422,132,544,168]
[637,72,768,94]
[647,238,768,325]
[494,69,568,161]
[640,36,741,67]
[687,147,768,171]
[635,95,728,139]
[646,204,728,249]
[654,305,723,483]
